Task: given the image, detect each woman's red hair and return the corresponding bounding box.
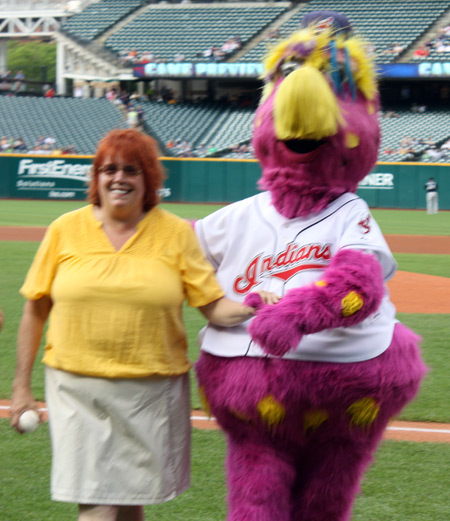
[88,129,166,211]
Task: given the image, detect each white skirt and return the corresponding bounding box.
[45,367,191,505]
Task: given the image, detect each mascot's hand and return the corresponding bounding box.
[248,249,385,357]
[249,298,304,356]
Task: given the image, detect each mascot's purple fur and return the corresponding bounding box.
[194,11,427,521]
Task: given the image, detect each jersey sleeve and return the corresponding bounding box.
[20,221,61,300]
[338,199,397,281]
[179,222,225,308]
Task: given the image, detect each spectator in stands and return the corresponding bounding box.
[383,43,405,55]
[174,52,185,62]
[413,45,430,59]
[221,36,241,55]
[194,143,208,156]
[12,70,26,94]
[45,86,56,98]
[45,136,56,148]
[34,135,45,147]
[441,138,450,150]
[66,145,77,154]
[124,48,138,64]
[10,128,258,521]
[74,85,83,98]
[419,137,436,146]
[137,106,145,128]
[118,90,130,109]
[423,146,442,161]
[383,110,400,118]
[213,46,225,61]
[106,87,117,102]
[127,106,139,129]
[266,28,281,40]
[141,51,155,63]
[0,136,9,151]
[28,145,46,155]
[411,103,427,113]
[13,138,27,152]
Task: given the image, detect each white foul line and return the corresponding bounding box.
[2,406,450,435]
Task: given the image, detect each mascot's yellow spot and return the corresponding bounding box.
[303,410,329,433]
[367,102,375,115]
[315,280,327,287]
[347,397,380,428]
[230,409,251,423]
[257,395,285,429]
[198,386,212,418]
[341,291,363,316]
[345,132,360,149]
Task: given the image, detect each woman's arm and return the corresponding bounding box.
[199,291,280,327]
[10,296,52,432]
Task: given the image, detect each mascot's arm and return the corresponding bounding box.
[245,249,385,357]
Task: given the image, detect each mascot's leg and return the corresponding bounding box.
[225,434,298,521]
[196,354,303,521]
[290,323,427,521]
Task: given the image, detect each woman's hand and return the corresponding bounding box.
[199,291,280,327]
[10,388,42,433]
[244,291,280,311]
[256,291,280,306]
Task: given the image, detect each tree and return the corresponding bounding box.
[7,39,57,85]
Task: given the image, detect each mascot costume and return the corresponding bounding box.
[194,11,426,521]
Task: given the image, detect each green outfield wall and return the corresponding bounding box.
[0,154,448,210]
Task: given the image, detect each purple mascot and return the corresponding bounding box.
[194,11,427,521]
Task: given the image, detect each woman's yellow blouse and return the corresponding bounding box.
[21,205,224,378]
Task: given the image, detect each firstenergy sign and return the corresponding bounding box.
[14,158,172,201]
[15,158,91,199]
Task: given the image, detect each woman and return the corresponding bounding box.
[10,129,274,521]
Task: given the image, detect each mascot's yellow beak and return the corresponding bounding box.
[274,65,344,141]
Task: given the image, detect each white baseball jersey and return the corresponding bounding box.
[195,191,398,363]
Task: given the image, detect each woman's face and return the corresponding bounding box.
[97,157,146,213]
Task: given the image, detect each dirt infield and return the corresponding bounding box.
[2,227,449,443]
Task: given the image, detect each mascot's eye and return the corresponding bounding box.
[281,60,302,77]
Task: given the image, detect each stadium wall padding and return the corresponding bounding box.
[0,154,448,210]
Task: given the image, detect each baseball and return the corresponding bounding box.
[18,410,40,433]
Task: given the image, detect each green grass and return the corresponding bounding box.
[0,200,225,226]
[0,200,449,233]
[396,314,450,422]
[371,209,450,236]
[1,420,449,521]
[394,253,450,278]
